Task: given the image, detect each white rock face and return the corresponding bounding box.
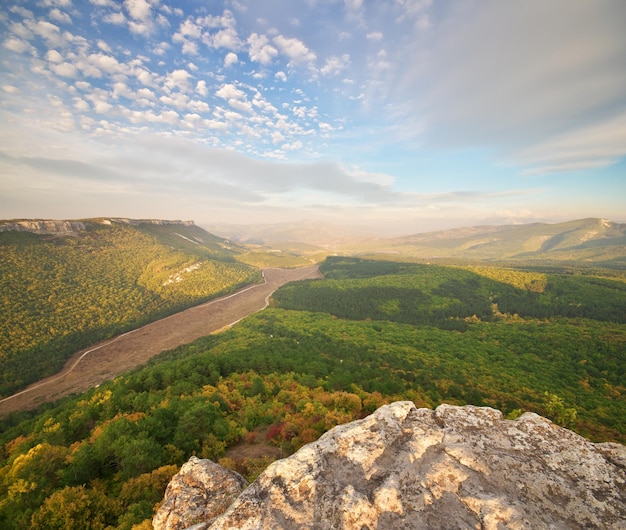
[153,456,248,530]
[0,220,86,234]
[158,403,626,530]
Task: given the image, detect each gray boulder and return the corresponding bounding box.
[158,402,626,529]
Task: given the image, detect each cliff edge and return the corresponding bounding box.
[155,402,626,530]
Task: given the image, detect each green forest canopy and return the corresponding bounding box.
[0,222,259,397]
[0,256,624,529]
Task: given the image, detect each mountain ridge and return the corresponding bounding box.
[0,217,195,235]
[207,217,626,267]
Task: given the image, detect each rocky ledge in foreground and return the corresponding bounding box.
[155,402,626,530]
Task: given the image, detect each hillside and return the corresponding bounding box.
[211,218,626,268]
[0,256,623,529]
[0,218,259,398]
[353,218,626,266]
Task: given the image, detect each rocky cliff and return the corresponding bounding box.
[0,218,194,234]
[155,402,626,530]
[0,219,87,234]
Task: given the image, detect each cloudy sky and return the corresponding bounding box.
[1,0,624,234]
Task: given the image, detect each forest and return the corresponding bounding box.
[0,256,624,529]
[0,222,259,397]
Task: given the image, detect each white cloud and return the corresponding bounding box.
[73,97,90,111]
[159,93,189,110]
[103,12,126,25]
[42,0,71,6]
[97,40,112,52]
[50,62,78,78]
[215,83,246,100]
[45,49,64,63]
[281,140,303,151]
[275,71,287,82]
[124,0,152,22]
[31,20,62,46]
[510,111,626,174]
[49,8,72,24]
[252,92,277,114]
[189,100,210,113]
[181,40,198,55]
[86,53,125,76]
[9,6,34,18]
[153,42,170,55]
[164,69,194,93]
[345,0,363,10]
[205,27,239,49]
[2,85,20,94]
[196,80,208,96]
[113,82,134,99]
[366,32,383,41]
[394,0,432,20]
[408,0,626,170]
[224,52,238,67]
[178,19,202,39]
[2,37,31,53]
[321,54,350,76]
[128,20,151,36]
[273,35,316,65]
[134,68,156,86]
[247,33,277,65]
[86,91,113,114]
[198,10,240,50]
[216,83,252,113]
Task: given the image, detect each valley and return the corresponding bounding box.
[0,217,624,529]
[0,265,320,415]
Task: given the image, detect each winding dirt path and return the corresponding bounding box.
[0,265,321,416]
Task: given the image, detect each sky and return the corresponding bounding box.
[0,0,625,235]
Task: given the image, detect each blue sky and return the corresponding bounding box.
[1,0,625,234]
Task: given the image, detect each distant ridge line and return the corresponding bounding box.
[0,218,195,234]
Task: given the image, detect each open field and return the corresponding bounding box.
[0,265,320,415]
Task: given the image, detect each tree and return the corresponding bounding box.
[543,392,577,428]
[30,485,117,530]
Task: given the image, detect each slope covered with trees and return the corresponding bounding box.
[0,256,623,529]
[0,220,259,397]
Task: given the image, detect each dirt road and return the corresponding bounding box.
[0,265,321,416]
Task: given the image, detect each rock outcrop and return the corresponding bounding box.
[155,402,626,530]
[153,457,248,530]
[0,219,86,234]
[0,218,194,234]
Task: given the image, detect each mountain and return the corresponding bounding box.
[0,218,258,397]
[206,218,626,267]
[0,217,243,256]
[205,219,376,248]
[351,218,626,266]
[154,402,626,530]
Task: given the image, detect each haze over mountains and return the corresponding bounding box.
[209,217,626,267]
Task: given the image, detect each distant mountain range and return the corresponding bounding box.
[206,219,376,248]
[209,218,626,268]
[367,218,626,266]
[3,217,625,268]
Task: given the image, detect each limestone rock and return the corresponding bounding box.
[206,402,626,529]
[153,456,247,530]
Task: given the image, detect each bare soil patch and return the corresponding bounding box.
[0,265,321,416]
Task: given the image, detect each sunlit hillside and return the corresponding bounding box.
[0,219,259,397]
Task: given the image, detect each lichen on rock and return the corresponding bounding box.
[155,402,626,530]
[152,456,247,530]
